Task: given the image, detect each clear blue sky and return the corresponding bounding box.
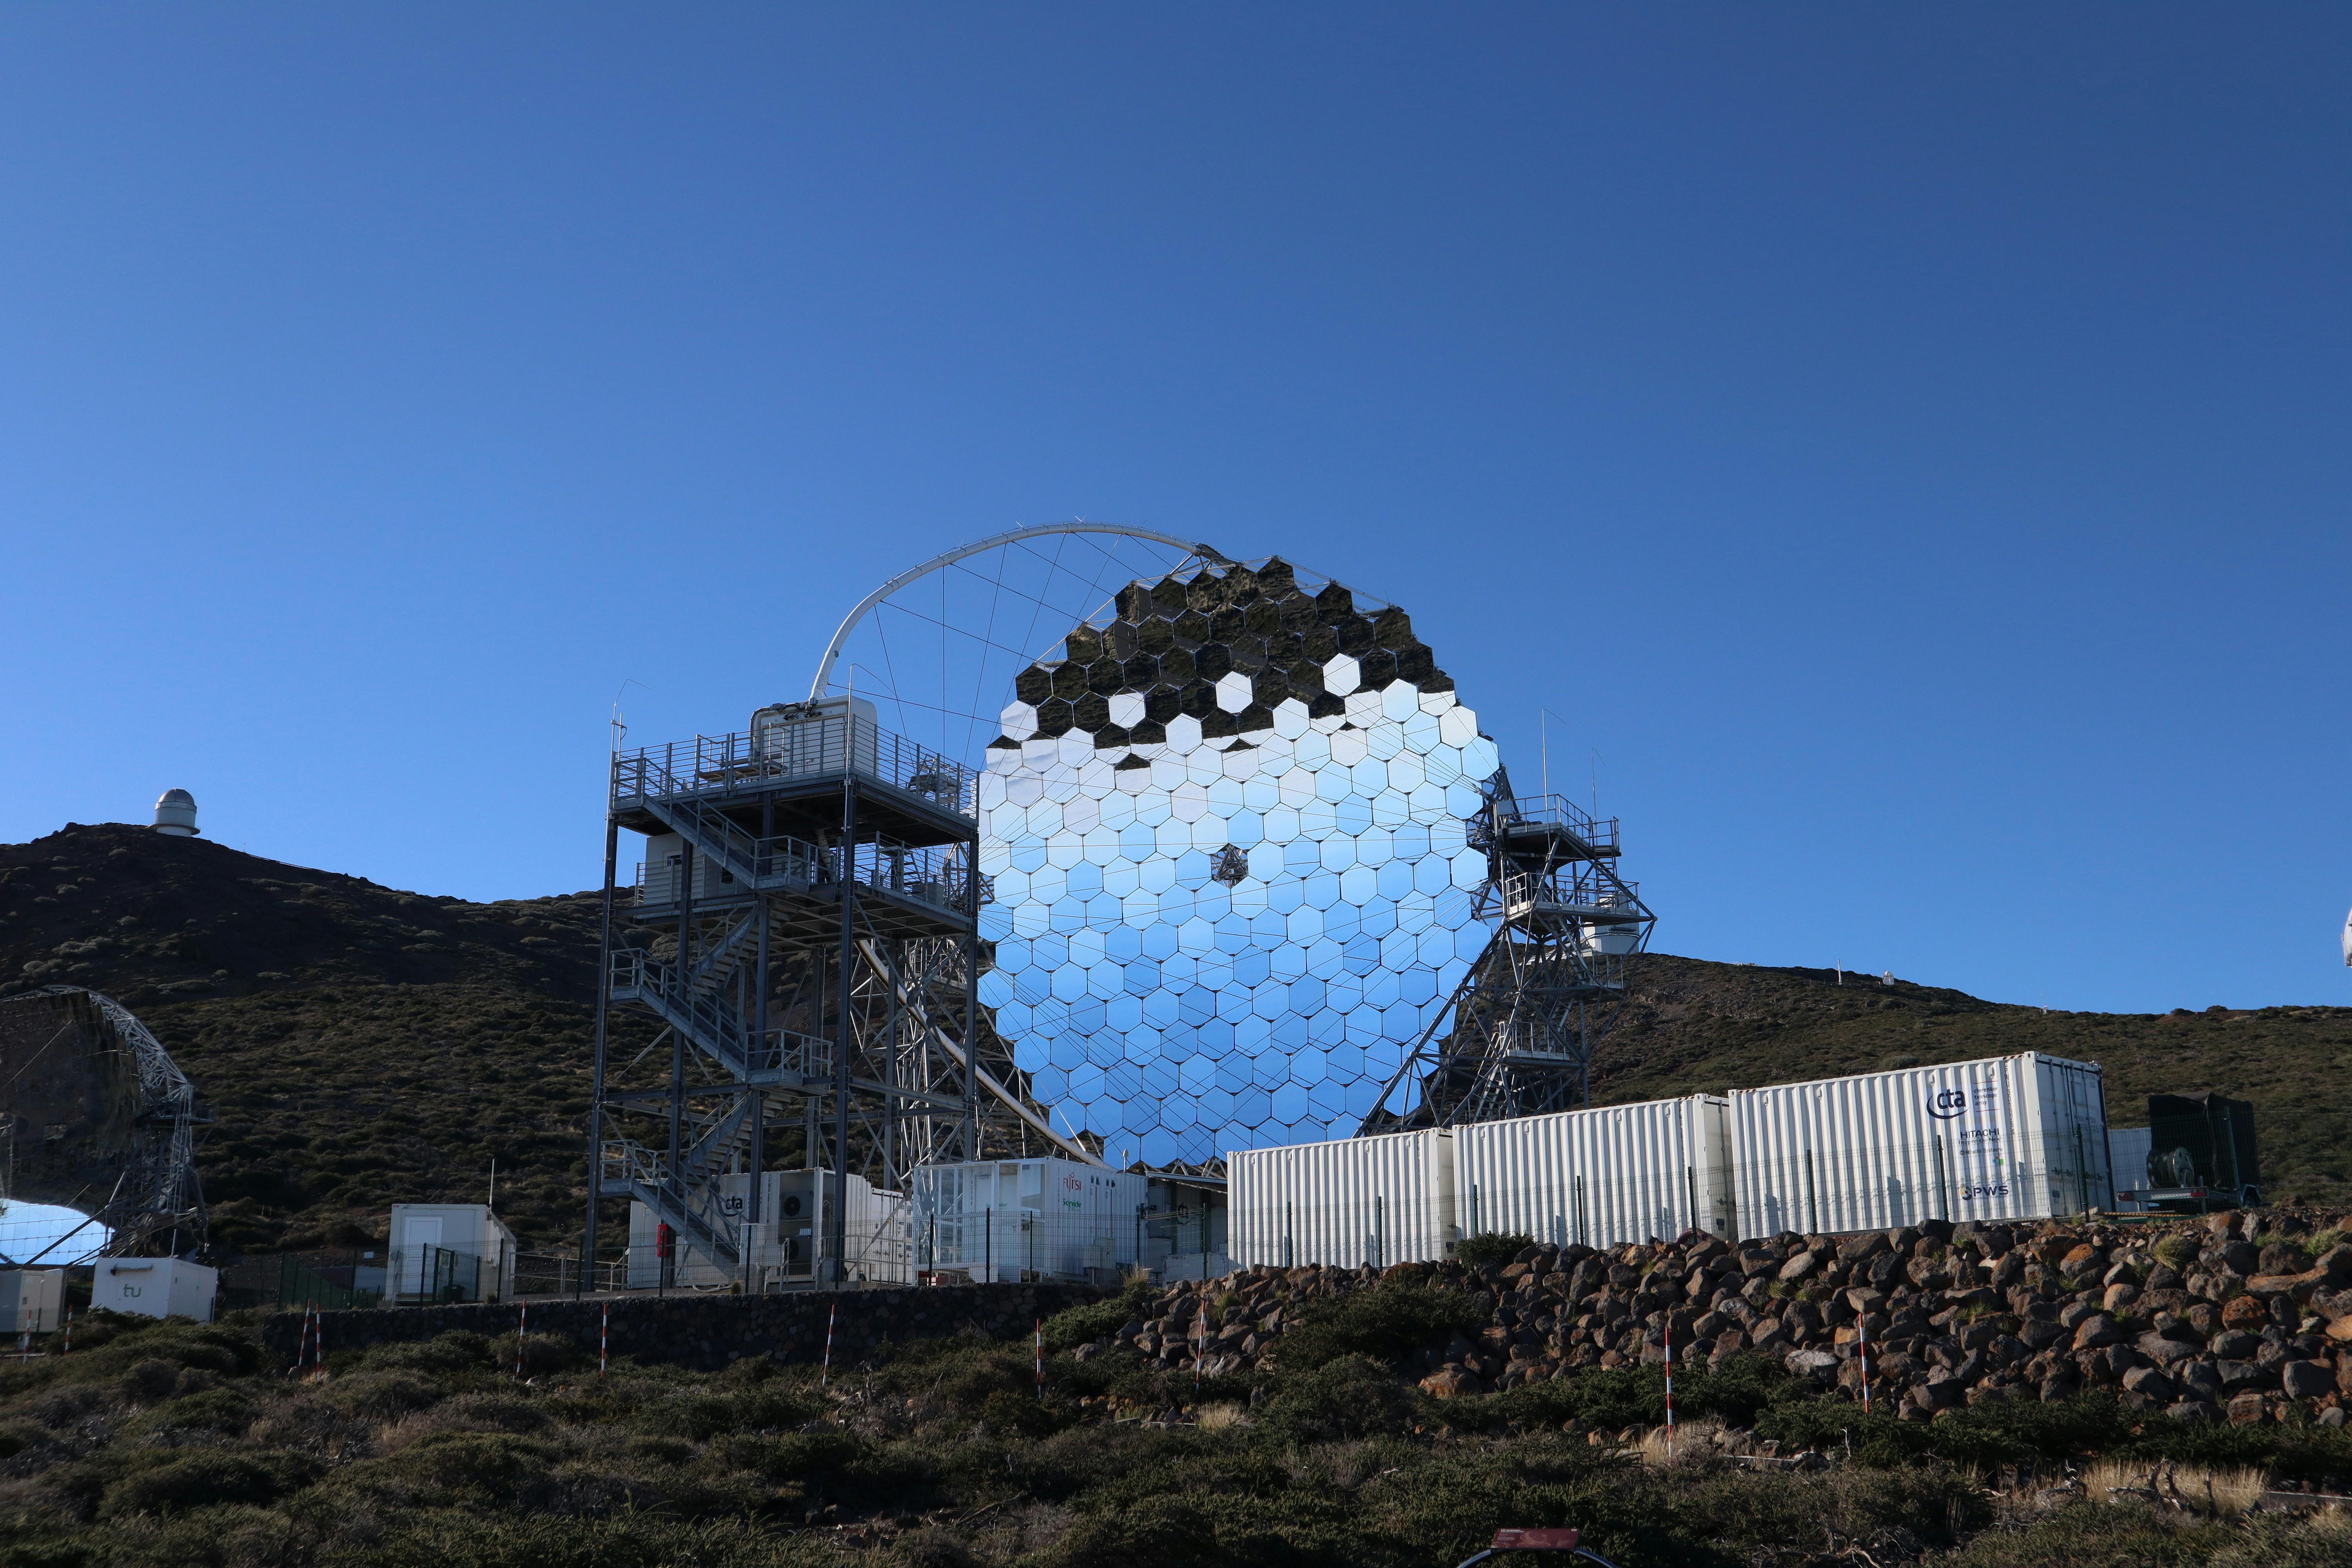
[3,6,2345,1015]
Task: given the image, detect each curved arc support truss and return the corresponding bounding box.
[808,522,1225,702]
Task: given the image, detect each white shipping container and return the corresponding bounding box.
[1453,1095,1735,1249]
[910,1158,1148,1282]
[93,1258,216,1322]
[0,1270,63,1334]
[1730,1052,2111,1240]
[1227,1128,1457,1270]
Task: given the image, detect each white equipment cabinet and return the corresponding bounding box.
[0,1270,64,1333]
[93,1258,216,1322]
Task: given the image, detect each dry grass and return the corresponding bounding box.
[2083,1457,2267,1518]
[1638,1417,1726,1467]
[1197,1402,1252,1432]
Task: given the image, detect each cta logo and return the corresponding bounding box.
[1926,1080,2000,1120]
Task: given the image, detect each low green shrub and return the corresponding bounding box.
[630,1385,816,1440]
[323,1370,441,1420]
[1259,1353,1416,1443]
[97,1450,322,1519]
[128,1388,255,1434]
[1042,1280,1156,1353]
[1454,1232,1536,1268]
[1275,1278,1486,1372]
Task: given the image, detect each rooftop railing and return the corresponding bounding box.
[1495,792,1620,852]
[613,713,974,818]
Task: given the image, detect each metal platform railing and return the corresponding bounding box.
[633,835,978,917]
[613,715,974,818]
[1495,870,1646,923]
[1494,793,1620,853]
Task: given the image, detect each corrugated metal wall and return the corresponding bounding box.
[1728,1052,2111,1240]
[1451,1096,1734,1248]
[1228,1129,1455,1268]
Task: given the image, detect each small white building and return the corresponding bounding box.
[93,1258,215,1322]
[389,1204,519,1303]
[0,1270,64,1333]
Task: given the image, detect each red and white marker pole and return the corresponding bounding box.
[515,1301,528,1379]
[60,1308,72,1357]
[821,1300,838,1388]
[1035,1318,1044,1400]
[1663,1316,1675,1460]
[599,1301,610,1379]
[1858,1314,1870,1416]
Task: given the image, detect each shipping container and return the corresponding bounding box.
[93,1258,216,1322]
[1728,1052,2111,1240]
[1452,1095,1734,1249]
[0,1270,62,1333]
[1227,1127,1456,1269]
[910,1158,1148,1282]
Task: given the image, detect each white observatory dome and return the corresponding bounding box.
[152,789,198,837]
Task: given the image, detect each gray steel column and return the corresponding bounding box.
[831,785,858,1282]
[581,817,619,1299]
[670,842,693,1220]
[962,839,980,1160]
[746,894,770,1291]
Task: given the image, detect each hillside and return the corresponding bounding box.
[0,824,602,1253]
[4,822,2351,1257]
[1591,958,2352,1205]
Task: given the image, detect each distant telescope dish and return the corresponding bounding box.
[0,987,204,1261]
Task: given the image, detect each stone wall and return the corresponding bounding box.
[263,1282,1109,1372]
[1090,1208,2352,1428]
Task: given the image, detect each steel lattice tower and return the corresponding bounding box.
[1367,766,1654,1129]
